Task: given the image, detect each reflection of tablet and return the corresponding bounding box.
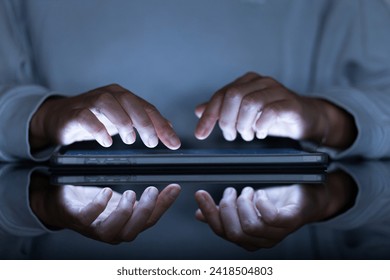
[51,172,326,186]
[50,137,328,173]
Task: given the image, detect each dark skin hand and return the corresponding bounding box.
[30,172,181,244]
[195,72,357,149]
[29,84,181,152]
[195,170,357,251]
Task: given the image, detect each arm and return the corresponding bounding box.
[0,1,57,161]
[194,0,390,159]
[0,1,180,161]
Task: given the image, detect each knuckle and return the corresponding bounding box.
[241,94,259,109]
[261,76,278,86]
[203,111,219,121]
[107,83,124,91]
[95,91,115,106]
[138,205,154,218]
[225,87,243,100]
[143,104,158,115]
[244,71,259,78]
[136,118,153,130]
[262,240,277,249]
[219,199,231,210]
[122,233,138,243]
[218,119,233,130]
[225,229,242,243]
[241,219,259,235]
[236,122,249,134]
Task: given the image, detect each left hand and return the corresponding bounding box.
[195,185,329,251]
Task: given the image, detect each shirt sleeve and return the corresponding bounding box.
[0,164,50,237]
[307,0,390,159]
[0,0,57,162]
[316,161,390,230]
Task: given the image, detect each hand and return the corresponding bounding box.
[30,174,181,244]
[29,84,181,150]
[195,172,356,251]
[195,72,356,148]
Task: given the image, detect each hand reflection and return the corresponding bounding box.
[195,171,356,251]
[30,173,181,244]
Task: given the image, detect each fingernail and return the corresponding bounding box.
[172,184,181,193]
[168,136,181,149]
[102,138,112,147]
[223,131,236,141]
[256,130,266,139]
[147,134,158,147]
[224,187,235,196]
[255,189,267,201]
[101,188,111,197]
[242,186,253,194]
[125,131,136,144]
[124,190,134,200]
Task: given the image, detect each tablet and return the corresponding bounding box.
[50,137,328,173]
[51,172,326,186]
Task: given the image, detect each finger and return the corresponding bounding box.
[220,188,279,249]
[96,190,136,243]
[218,78,274,141]
[74,108,113,147]
[145,107,181,150]
[236,88,282,141]
[194,72,261,140]
[195,208,206,222]
[237,188,287,240]
[90,92,136,145]
[195,103,207,118]
[116,95,160,148]
[237,187,263,235]
[255,190,301,229]
[144,184,181,229]
[219,187,243,241]
[195,91,224,140]
[254,100,300,139]
[79,187,113,226]
[120,186,159,242]
[195,190,224,236]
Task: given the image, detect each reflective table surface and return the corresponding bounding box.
[1,160,389,260]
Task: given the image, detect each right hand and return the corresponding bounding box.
[29,84,181,150]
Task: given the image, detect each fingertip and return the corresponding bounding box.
[123,190,136,202]
[194,126,209,140]
[99,136,113,148]
[194,189,208,200]
[167,183,181,189]
[195,209,206,222]
[222,130,237,141]
[256,130,267,139]
[165,183,182,197]
[223,187,236,197]
[94,187,112,207]
[195,103,206,118]
[101,187,113,198]
[167,137,181,150]
[124,131,136,145]
[146,134,159,148]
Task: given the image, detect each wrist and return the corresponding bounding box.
[312,98,357,149]
[29,97,60,151]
